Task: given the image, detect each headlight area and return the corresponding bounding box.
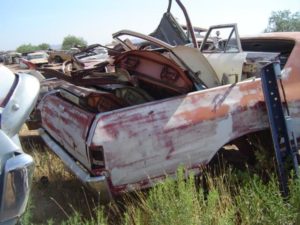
[0,153,34,223]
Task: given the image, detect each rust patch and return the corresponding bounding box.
[165,138,175,160]
[176,104,230,123]
[231,103,268,138]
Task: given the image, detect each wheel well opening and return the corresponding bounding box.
[209,129,277,175]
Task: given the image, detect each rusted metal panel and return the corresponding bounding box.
[56,35,300,193]
[87,39,300,191]
[114,50,194,97]
[281,37,300,138]
[281,38,300,100]
[39,94,96,169]
[88,78,272,192]
[59,83,127,112]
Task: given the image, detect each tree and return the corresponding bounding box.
[265,10,300,32]
[16,43,51,53]
[62,35,87,50]
[16,44,38,53]
[38,43,50,50]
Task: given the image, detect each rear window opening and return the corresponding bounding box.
[241,39,295,68]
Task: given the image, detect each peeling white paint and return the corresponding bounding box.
[281,67,292,80]
[90,82,267,188]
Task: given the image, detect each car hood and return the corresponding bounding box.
[29,58,48,64]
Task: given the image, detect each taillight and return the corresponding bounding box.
[89,146,105,175]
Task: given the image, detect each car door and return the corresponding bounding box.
[200,24,247,84]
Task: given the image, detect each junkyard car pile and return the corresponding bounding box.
[26,51,49,67]
[26,0,300,198]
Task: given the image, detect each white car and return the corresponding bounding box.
[26,52,49,67]
[0,65,39,224]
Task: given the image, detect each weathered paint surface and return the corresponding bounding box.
[89,79,271,191]
[171,45,220,88]
[115,50,194,94]
[39,94,96,169]
[203,51,247,83]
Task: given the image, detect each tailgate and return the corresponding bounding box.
[39,93,96,169]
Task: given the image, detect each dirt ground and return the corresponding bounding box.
[1,63,25,72]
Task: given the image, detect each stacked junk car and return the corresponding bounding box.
[24,0,300,200]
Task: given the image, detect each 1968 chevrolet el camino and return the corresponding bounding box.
[33,0,300,198]
[35,31,300,198]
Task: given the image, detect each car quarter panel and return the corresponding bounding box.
[88,79,267,189]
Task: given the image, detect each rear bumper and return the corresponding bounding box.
[1,217,18,225]
[39,129,112,200]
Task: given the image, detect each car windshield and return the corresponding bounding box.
[94,48,107,54]
[201,26,240,53]
[27,54,47,60]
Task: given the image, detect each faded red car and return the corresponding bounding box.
[31,0,300,198]
[34,30,300,198]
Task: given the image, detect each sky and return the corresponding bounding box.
[0,0,299,51]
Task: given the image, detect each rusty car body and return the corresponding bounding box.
[35,31,300,197]
[26,51,49,67]
[48,48,80,63]
[31,0,300,198]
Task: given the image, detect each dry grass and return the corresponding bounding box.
[19,126,300,225]
[21,135,100,225]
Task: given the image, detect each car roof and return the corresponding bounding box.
[241,32,300,42]
[28,51,47,55]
